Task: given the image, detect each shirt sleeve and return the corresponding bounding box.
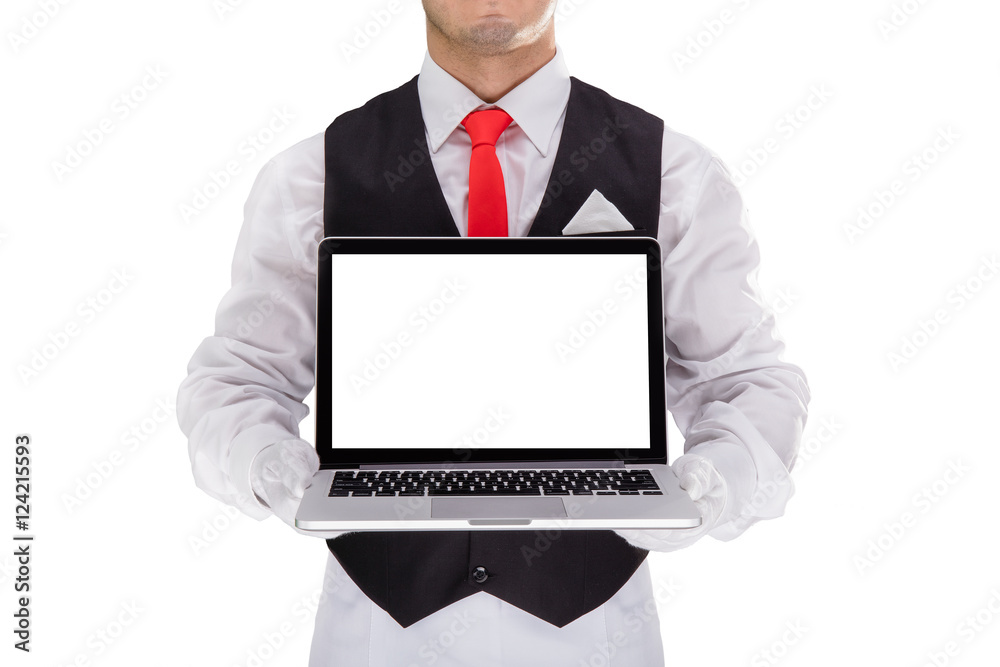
[177,146,322,520]
[632,135,811,541]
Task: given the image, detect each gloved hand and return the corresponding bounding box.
[615,452,728,552]
[249,439,351,540]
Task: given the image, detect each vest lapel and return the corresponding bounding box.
[527,77,661,238]
[384,78,461,237]
[526,78,594,237]
[325,76,460,237]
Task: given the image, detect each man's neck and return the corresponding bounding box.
[427,32,556,104]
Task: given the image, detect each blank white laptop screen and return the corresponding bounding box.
[328,253,650,452]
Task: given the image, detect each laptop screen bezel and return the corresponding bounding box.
[315,236,667,468]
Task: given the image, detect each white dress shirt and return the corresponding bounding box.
[178,47,810,666]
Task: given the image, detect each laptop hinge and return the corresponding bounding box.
[358,460,628,470]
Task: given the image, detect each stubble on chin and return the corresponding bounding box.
[461,18,519,55]
[429,12,520,57]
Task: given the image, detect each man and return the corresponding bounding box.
[177,1,810,664]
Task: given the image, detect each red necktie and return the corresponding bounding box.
[462,108,513,237]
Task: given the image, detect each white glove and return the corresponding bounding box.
[615,452,728,552]
[249,439,351,540]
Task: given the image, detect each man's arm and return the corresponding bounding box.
[177,150,320,520]
[617,141,810,549]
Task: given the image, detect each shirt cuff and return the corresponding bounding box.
[229,425,300,520]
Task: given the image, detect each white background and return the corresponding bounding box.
[1,1,998,665]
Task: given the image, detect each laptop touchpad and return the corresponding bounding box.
[432,497,567,521]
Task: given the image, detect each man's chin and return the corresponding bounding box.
[461,21,519,55]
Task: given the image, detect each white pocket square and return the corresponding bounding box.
[561,190,635,235]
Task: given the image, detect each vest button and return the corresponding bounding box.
[471,566,489,584]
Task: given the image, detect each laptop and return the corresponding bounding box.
[295,236,701,531]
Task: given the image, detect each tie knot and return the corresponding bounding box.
[461,108,513,148]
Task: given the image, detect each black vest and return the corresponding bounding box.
[323,75,664,628]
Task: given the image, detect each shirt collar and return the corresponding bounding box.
[417,45,571,157]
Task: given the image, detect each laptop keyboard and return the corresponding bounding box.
[328,469,662,497]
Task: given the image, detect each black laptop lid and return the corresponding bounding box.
[315,237,666,468]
